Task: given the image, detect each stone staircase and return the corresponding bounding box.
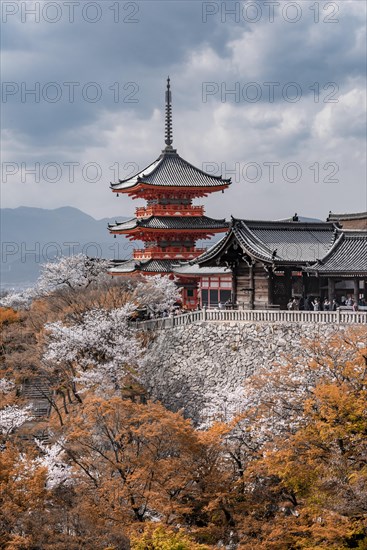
[22,378,52,419]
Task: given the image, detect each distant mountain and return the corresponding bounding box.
[1,207,130,288]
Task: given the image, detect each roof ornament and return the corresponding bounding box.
[164,77,173,151]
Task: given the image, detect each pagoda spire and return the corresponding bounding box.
[164,77,173,151]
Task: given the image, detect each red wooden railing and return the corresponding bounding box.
[136,205,205,217]
[133,247,206,260]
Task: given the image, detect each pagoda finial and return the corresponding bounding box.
[164,76,173,150]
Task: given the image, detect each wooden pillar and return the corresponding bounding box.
[267,268,274,306]
[231,264,237,306]
[328,278,335,302]
[249,262,255,310]
[302,272,308,299]
[353,278,360,304]
[285,268,292,300]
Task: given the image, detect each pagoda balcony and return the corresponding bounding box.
[133,247,206,260]
[136,205,205,218]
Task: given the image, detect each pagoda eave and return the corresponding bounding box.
[111,183,229,199]
[108,269,170,277]
[109,227,228,237]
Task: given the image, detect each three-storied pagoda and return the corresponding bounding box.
[108,78,231,307]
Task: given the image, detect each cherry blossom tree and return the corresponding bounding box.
[0,378,34,440]
[0,378,15,394]
[0,255,110,311]
[42,275,182,398]
[36,254,110,294]
[133,275,181,316]
[35,438,73,490]
[0,288,35,310]
[43,303,143,394]
[0,404,34,439]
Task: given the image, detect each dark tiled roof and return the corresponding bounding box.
[108,216,229,232]
[190,232,232,265]
[327,211,367,221]
[194,219,338,265]
[277,215,323,223]
[140,260,178,272]
[244,220,337,263]
[172,264,231,276]
[108,260,138,274]
[306,231,367,276]
[109,259,178,274]
[110,150,231,191]
[109,218,140,231]
[109,258,231,276]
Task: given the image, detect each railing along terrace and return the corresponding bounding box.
[134,309,367,331]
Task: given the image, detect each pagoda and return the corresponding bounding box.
[108,78,231,307]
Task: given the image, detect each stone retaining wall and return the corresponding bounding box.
[142,321,349,421]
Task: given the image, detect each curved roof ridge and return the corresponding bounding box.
[108,216,137,229]
[110,156,162,188]
[312,230,345,265]
[231,217,336,230]
[305,229,367,275]
[339,228,367,235]
[233,220,276,261]
[191,231,233,265]
[109,258,178,274]
[328,211,367,220]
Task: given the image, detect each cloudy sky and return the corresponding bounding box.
[2,0,366,222]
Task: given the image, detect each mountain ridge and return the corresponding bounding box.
[1,206,130,288]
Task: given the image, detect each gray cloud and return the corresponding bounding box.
[1,0,366,222]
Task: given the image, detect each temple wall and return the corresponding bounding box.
[142,321,349,422]
[236,261,270,308]
[339,218,367,230]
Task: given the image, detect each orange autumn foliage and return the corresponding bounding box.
[0,308,20,327]
[1,282,366,550]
